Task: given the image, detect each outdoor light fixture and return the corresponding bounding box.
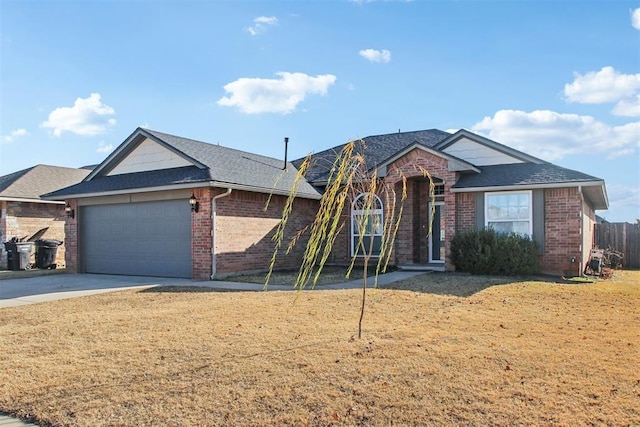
[189,193,199,213]
[64,203,75,219]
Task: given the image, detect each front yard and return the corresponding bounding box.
[1,270,638,426]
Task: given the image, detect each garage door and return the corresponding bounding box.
[80,200,192,278]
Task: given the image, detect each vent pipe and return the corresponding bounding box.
[283,137,289,170]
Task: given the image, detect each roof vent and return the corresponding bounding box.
[283,137,289,170]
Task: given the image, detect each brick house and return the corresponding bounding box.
[0,165,91,269]
[44,127,608,279]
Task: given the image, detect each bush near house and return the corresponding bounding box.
[451,228,539,275]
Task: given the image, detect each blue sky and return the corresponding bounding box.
[1,0,639,222]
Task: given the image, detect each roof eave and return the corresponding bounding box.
[41,182,208,200]
[451,180,609,210]
[41,181,323,201]
[209,181,322,200]
[0,196,65,204]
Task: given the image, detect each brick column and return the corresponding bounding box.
[191,188,214,280]
[64,200,79,273]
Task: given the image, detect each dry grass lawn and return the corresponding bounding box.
[1,270,638,426]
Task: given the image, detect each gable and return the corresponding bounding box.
[107,137,193,176]
[442,137,524,166]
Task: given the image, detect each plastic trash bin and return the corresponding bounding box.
[3,241,34,270]
[35,239,63,269]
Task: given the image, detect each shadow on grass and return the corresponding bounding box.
[137,272,571,297]
[379,272,510,297]
[381,271,570,297]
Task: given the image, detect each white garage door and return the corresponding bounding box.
[80,200,192,278]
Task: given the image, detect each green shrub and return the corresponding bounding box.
[451,229,539,276]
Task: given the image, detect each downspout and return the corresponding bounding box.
[577,185,585,276]
[211,188,232,279]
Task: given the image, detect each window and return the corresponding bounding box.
[485,191,532,236]
[351,193,383,257]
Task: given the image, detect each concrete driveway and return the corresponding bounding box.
[0,270,427,309]
[0,274,198,308]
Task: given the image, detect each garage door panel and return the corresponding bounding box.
[81,200,192,278]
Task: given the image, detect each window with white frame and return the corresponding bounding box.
[485,191,532,236]
[351,193,383,257]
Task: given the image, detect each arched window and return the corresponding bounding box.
[351,193,384,257]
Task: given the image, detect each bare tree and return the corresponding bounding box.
[266,139,435,338]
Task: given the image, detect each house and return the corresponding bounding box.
[43,128,322,279]
[44,127,608,279]
[0,165,92,269]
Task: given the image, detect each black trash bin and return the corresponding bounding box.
[35,239,63,269]
[3,241,34,271]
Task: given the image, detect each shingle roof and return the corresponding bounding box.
[0,165,90,201]
[44,166,211,198]
[294,129,451,183]
[452,163,604,189]
[45,129,322,199]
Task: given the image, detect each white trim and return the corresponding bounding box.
[0,197,64,205]
[484,190,533,237]
[451,181,605,193]
[351,193,384,257]
[428,201,446,263]
[41,180,322,201]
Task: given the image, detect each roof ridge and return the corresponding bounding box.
[362,128,448,139]
[144,128,289,165]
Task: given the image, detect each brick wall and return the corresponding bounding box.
[191,187,214,280]
[384,149,458,269]
[214,190,318,276]
[64,200,79,272]
[456,193,475,233]
[540,187,584,276]
[1,201,67,270]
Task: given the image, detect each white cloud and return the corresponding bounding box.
[471,109,640,161]
[359,48,391,63]
[247,16,278,36]
[217,72,337,114]
[564,66,640,116]
[606,184,640,217]
[612,93,640,117]
[41,93,116,137]
[632,7,640,30]
[1,128,29,143]
[97,142,114,153]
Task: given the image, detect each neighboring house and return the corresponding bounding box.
[0,165,91,269]
[44,127,608,279]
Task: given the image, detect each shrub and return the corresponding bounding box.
[451,229,539,276]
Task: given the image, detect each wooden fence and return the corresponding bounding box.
[594,222,640,269]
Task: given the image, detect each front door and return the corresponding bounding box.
[429,202,446,263]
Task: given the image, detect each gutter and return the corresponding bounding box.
[449,180,605,193]
[41,180,322,201]
[0,197,64,205]
[211,188,232,279]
